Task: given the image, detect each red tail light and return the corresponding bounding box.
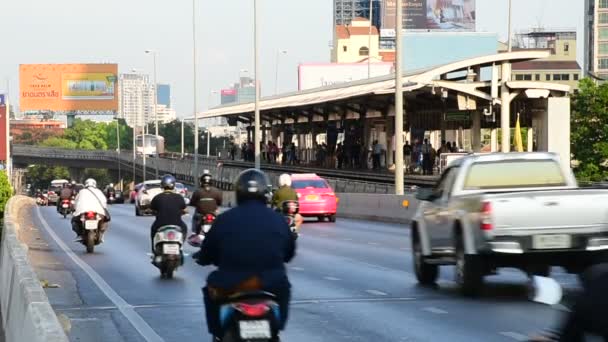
[62,199,70,204]
[205,214,215,223]
[85,211,96,219]
[233,303,270,317]
[167,231,177,240]
[480,201,493,231]
[321,192,335,197]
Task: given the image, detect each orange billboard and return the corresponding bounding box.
[20,64,118,112]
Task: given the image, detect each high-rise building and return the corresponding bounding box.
[334,0,381,29]
[157,84,171,107]
[585,0,608,80]
[155,104,176,123]
[118,73,155,127]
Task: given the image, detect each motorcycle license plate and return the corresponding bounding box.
[109,196,114,200]
[84,220,98,230]
[239,320,271,339]
[163,244,180,255]
[62,204,69,208]
[202,224,212,233]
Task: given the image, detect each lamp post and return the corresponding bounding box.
[507,0,513,52]
[115,118,122,191]
[274,49,287,95]
[368,0,374,78]
[394,0,404,195]
[192,0,200,187]
[145,49,160,179]
[253,0,261,169]
[181,119,185,158]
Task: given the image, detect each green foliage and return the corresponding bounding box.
[26,165,69,191]
[571,78,608,182]
[40,137,78,149]
[147,120,195,153]
[0,171,13,220]
[64,119,109,150]
[106,119,133,151]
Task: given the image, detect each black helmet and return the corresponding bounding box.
[200,170,212,187]
[235,169,270,205]
[160,174,176,191]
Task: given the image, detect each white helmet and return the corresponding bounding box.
[109,183,114,188]
[278,174,292,187]
[84,178,97,188]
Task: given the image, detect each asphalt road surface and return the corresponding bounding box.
[26,204,578,342]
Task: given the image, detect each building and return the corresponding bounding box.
[218,77,256,106]
[585,0,608,80]
[155,104,176,123]
[510,28,581,90]
[117,73,155,127]
[333,18,381,63]
[157,84,171,107]
[334,0,381,28]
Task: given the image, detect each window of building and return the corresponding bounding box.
[600,58,608,70]
[343,45,348,52]
[359,46,369,56]
[600,27,608,40]
[515,74,524,81]
[535,74,540,81]
[574,73,579,81]
[601,0,608,8]
[553,74,562,81]
[546,74,551,81]
[524,74,532,81]
[600,43,608,55]
[600,12,608,24]
[564,43,570,54]
[561,74,570,81]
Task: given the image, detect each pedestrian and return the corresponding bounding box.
[372,140,382,170]
[336,143,344,169]
[404,141,412,172]
[451,141,458,153]
[422,139,432,175]
[351,140,361,168]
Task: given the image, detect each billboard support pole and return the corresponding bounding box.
[192,0,200,188]
[254,0,261,170]
[394,0,404,196]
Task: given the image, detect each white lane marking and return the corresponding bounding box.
[290,266,305,271]
[499,332,529,341]
[365,289,388,296]
[323,276,341,281]
[36,207,164,342]
[69,318,99,322]
[367,242,379,246]
[422,307,448,314]
[343,238,353,241]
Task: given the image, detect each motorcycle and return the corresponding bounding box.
[281,200,301,240]
[36,195,48,206]
[152,225,184,279]
[79,211,106,253]
[59,199,72,218]
[187,213,216,248]
[218,291,281,342]
[106,189,116,204]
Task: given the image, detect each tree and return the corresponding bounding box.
[106,119,133,151]
[40,137,78,149]
[64,119,109,150]
[571,78,608,182]
[0,171,13,225]
[26,165,70,190]
[147,120,195,153]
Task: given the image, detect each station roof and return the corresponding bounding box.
[189,50,562,121]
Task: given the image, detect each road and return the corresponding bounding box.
[27,204,577,342]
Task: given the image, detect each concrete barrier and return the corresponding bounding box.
[335,193,419,224]
[0,196,69,342]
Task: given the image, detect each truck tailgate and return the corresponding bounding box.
[488,190,608,234]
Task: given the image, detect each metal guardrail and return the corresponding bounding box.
[13,145,438,191]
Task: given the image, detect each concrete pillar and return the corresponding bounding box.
[386,114,395,167]
[471,111,481,152]
[546,97,571,171]
[500,61,512,152]
[527,128,534,152]
[490,129,498,152]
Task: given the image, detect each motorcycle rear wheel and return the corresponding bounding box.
[86,232,95,253]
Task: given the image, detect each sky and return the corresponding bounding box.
[0,0,584,117]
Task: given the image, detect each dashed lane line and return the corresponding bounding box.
[36,207,165,342]
[499,331,529,341]
[323,276,341,281]
[422,307,448,314]
[365,289,388,296]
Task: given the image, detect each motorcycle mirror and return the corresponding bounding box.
[530,276,563,306]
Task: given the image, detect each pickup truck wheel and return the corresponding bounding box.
[455,243,484,297]
[412,233,438,285]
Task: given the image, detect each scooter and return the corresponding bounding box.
[106,189,116,205]
[281,200,301,240]
[78,211,106,253]
[151,225,184,279]
[59,199,72,218]
[187,213,216,248]
[217,291,282,342]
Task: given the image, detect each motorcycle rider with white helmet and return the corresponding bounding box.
[71,178,110,241]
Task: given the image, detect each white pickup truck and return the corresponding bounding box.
[412,152,608,296]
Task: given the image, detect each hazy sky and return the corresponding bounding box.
[0,0,583,116]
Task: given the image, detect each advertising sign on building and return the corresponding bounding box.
[298,63,394,90]
[20,64,118,112]
[381,0,476,36]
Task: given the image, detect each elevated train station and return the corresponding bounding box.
[193,50,572,174]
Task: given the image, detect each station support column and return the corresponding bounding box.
[500,61,512,152]
[386,113,395,167]
[471,110,481,153]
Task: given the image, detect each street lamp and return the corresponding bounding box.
[192,0,200,187]
[274,49,287,95]
[145,49,160,179]
[394,0,404,195]
[114,118,122,191]
[367,0,374,79]
[253,0,261,169]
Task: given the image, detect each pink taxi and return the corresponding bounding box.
[291,174,338,222]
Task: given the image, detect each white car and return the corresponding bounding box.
[135,180,163,216]
[175,182,190,205]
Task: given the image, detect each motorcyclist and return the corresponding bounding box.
[72,179,109,241]
[271,173,298,210]
[193,169,296,340]
[57,182,75,212]
[149,174,188,253]
[189,170,222,235]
